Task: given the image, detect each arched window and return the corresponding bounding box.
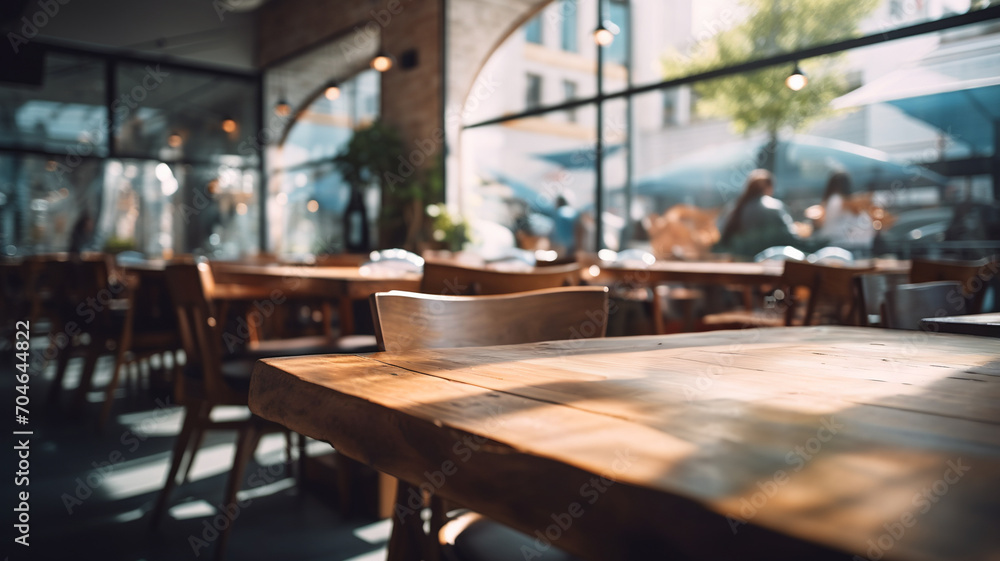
[263,31,381,257]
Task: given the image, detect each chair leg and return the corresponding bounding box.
[427,495,449,561]
[296,432,307,488]
[213,416,264,561]
[181,427,206,484]
[71,345,102,414]
[99,350,130,429]
[47,338,73,404]
[150,402,205,529]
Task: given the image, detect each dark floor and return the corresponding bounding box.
[3,343,391,561]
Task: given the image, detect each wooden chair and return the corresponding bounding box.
[420,260,581,296]
[99,266,183,428]
[910,257,995,314]
[0,260,31,348]
[149,262,290,561]
[40,253,133,413]
[702,260,875,329]
[883,281,967,330]
[371,286,609,352]
[369,286,609,561]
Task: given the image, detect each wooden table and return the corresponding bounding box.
[920,313,1000,338]
[250,326,1000,561]
[122,260,421,335]
[210,263,420,335]
[585,258,910,287]
[585,258,910,333]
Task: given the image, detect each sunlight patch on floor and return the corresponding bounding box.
[352,518,393,544]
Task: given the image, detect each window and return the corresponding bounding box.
[661,90,676,127]
[526,74,543,110]
[0,49,260,257]
[560,0,578,52]
[524,16,542,44]
[564,80,578,122]
[606,0,629,67]
[461,1,999,262]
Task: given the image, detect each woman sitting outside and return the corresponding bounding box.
[713,169,800,259]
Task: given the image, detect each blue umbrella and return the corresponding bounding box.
[532,144,623,169]
[636,135,947,209]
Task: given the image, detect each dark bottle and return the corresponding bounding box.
[343,186,370,253]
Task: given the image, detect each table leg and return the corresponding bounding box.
[338,297,355,336]
[387,480,426,561]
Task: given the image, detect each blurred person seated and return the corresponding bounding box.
[712,169,800,259]
[646,204,720,260]
[812,171,876,251]
[550,194,584,258]
[514,210,554,251]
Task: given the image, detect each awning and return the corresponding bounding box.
[635,134,946,208]
[532,144,623,169]
[833,32,1000,153]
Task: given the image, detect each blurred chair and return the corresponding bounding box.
[883,281,967,330]
[150,261,339,561]
[370,286,608,561]
[807,246,855,264]
[420,260,581,296]
[702,260,874,329]
[0,260,31,348]
[754,245,806,263]
[853,272,910,327]
[41,253,132,413]
[99,266,182,428]
[910,257,995,314]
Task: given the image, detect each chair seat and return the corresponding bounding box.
[441,513,582,561]
[184,359,257,393]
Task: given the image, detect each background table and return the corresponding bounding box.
[249,326,1000,561]
[920,313,1000,338]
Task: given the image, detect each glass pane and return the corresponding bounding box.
[98,159,259,258]
[268,70,382,257]
[0,153,104,255]
[629,0,985,98]
[525,16,543,44]
[0,52,107,156]
[629,19,998,261]
[560,0,579,52]
[461,114,598,257]
[462,0,600,124]
[114,63,258,165]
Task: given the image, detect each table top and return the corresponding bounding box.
[589,258,910,286]
[249,326,999,561]
[921,313,1000,338]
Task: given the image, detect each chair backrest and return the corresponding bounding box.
[883,281,967,330]
[853,272,910,327]
[780,260,874,326]
[419,260,581,296]
[370,286,610,352]
[910,257,994,313]
[164,262,227,400]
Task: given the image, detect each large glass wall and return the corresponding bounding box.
[262,30,381,258]
[459,0,1000,261]
[0,46,260,258]
[268,71,381,256]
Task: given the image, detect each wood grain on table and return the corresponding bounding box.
[250,326,999,561]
